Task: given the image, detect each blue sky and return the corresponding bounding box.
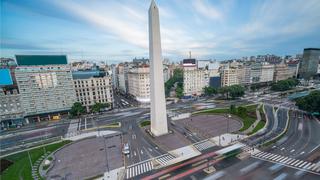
[1,0,320,63]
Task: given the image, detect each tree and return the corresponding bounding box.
[70,102,86,117]
[175,86,183,99]
[218,86,229,99]
[165,68,183,97]
[203,86,217,96]
[91,102,108,113]
[295,90,320,114]
[271,78,299,91]
[230,104,237,114]
[228,85,245,99]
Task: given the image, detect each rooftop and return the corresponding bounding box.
[15,55,68,66]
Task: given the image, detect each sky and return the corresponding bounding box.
[1,0,320,63]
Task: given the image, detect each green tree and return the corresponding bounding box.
[165,68,183,97]
[70,102,86,117]
[295,90,320,113]
[218,86,229,99]
[91,102,108,113]
[176,86,183,98]
[230,104,237,114]
[228,85,245,99]
[271,78,299,91]
[203,86,217,96]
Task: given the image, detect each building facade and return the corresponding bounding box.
[221,66,239,87]
[298,48,320,80]
[73,71,113,112]
[15,55,76,121]
[183,69,210,96]
[273,63,292,82]
[127,65,150,103]
[260,64,274,82]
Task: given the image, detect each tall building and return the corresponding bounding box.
[15,55,76,121]
[298,48,320,80]
[183,69,210,96]
[0,88,24,129]
[127,65,150,103]
[260,63,274,82]
[250,63,262,83]
[221,66,239,87]
[72,70,113,112]
[149,0,168,136]
[273,63,291,82]
[117,63,127,93]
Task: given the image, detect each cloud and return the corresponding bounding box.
[193,0,223,21]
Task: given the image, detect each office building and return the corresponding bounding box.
[72,70,113,112]
[128,65,150,103]
[221,66,239,87]
[15,55,76,121]
[260,64,274,82]
[273,63,291,82]
[298,48,320,80]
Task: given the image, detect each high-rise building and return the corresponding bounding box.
[273,63,291,82]
[250,63,262,83]
[15,55,76,121]
[298,48,320,80]
[260,63,274,82]
[183,69,210,96]
[128,65,150,103]
[221,66,239,87]
[72,70,113,112]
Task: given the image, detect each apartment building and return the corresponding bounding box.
[260,64,275,82]
[274,63,292,82]
[73,70,113,112]
[127,65,150,103]
[14,55,76,121]
[221,66,239,87]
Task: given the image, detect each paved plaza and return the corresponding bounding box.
[47,133,123,179]
[177,114,242,139]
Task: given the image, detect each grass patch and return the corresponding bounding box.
[248,121,266,135]
[140,120,150,127]
[0,141,71,180]
[195,104,258,132]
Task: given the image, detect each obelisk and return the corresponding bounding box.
[149,0,168,136]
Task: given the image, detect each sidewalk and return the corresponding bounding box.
[243,104,262,134]
[210,133,247,147]
[63,130,118,141]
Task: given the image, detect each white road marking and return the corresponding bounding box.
[280,147,285,151]
[290,149,295,153]
[300,151,305,155]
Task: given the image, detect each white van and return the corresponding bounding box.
[123,143,130,155]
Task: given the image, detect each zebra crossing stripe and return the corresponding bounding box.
[270,154,281,161]
[254,151,264,157]
[279,157,288,163]
[285,158,295,165]
[283,158,292,164]
[275,156,285,162]
[264,153,274,159]
[295,161,304,167]
[298,162,308,168]
[308,164,316,170]
[290,160,300,166]
[303,163,312,169]
[311,164,318,171]
[261,153,271,158]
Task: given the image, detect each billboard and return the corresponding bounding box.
[0,69,13,86]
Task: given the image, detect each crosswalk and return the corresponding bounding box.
[193,140,216,151]
[155,153,176,166]
[126,160,153,179]
[241,145,253,153]
[253,151,320,173]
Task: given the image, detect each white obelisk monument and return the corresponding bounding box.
[149,0,168,136]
